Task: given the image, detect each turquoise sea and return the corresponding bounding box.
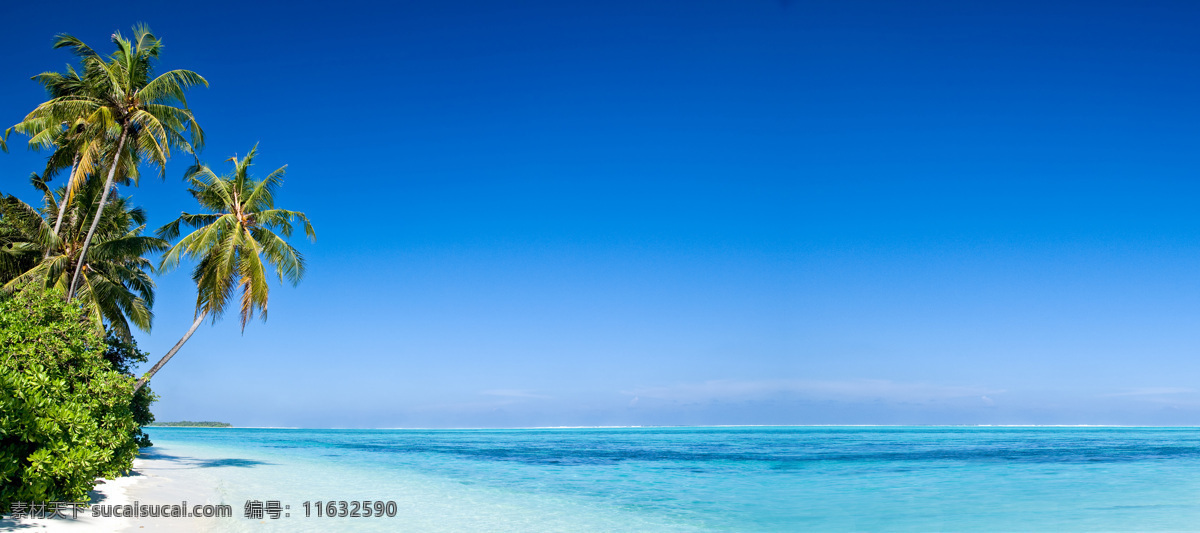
[141,426,1200,531]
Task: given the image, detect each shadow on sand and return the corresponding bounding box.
[0,476,127,529]
[0,450,272,526]
[0,518,38,530]
[139,448,274,469]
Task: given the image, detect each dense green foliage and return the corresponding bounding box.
[0,289,140,508]
[102,332,157,447]
[146,421,230,428]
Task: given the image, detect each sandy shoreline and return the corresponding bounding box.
[1,467,141,532]
[1,448,222,533]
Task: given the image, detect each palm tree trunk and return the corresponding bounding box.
[68,128,126,299]
[135,309,207,392]
[45,154,81,260]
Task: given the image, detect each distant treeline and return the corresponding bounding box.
[147,421,232,428]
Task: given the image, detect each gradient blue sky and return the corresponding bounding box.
[3,0,1200,427]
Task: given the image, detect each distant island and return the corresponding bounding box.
[147,421,233,428]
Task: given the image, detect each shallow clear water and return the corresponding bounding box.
[141,426,1200,531]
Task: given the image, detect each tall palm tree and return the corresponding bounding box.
[10,47,125,246]
[135,145,314,391]
[0,174,166,339]
[19,25,206,300]
[8,64,91,245]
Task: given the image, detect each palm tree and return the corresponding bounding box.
[19,25,206,300]
[135,145,314,391]
[10,47,126,248]
[0,180,42,282]
[0,174,166,339]
[8,63,92,246]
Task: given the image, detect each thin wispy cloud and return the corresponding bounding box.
[1104,388,1198,397]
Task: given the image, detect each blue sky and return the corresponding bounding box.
[3,0,1200,427]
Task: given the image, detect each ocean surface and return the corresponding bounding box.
[140,426,1200,531]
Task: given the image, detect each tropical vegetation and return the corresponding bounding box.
[0,25,313,510]
[0,289,142,504]
[1,175,166,340]
[9,24,205,299]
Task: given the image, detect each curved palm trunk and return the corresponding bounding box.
[68,128,126,299]
[134,309,207,392]
[45,154,81,260]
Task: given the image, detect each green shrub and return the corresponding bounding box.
[102,332,158,447]
[0,288,140,509]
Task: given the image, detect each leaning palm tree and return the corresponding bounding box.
[0,174,166,339]
[135,145,314,391]
[19,25,206,299]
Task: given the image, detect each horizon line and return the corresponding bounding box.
[143,424,1200,430]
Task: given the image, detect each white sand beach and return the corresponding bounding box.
[0,471,140,532]
[1,450,222,533]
